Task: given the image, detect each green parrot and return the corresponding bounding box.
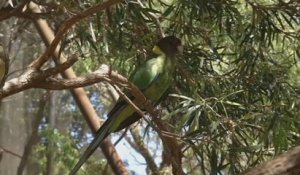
[70,36,182,175]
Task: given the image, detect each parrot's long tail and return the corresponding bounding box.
[69,100,129,175]
[69,120,111,175]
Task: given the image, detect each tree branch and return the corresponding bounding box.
[0,55,77,99]
[17,92,48,175]
[242,146,300,175]
[127,128,159,174]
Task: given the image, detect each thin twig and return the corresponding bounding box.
[0,145,22,159]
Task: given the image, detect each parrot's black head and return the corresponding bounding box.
[153,36,183,57]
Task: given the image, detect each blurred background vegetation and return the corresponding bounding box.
[0,0,299,174]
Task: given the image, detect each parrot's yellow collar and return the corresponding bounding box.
[152,45,165,55]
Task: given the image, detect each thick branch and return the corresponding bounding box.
[34,69,112,90]
[242,146,300,175]
[0,1,31,21]
[0,56,77,99]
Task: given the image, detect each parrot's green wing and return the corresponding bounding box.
[69,36,182,175]
[130,58,164,89]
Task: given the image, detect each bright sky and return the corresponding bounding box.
[112,132,162,175]
[115,138,147,175]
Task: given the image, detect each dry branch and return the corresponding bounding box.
[242,146,300,175]
[127,128,159,174]
[0,55,77,99]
